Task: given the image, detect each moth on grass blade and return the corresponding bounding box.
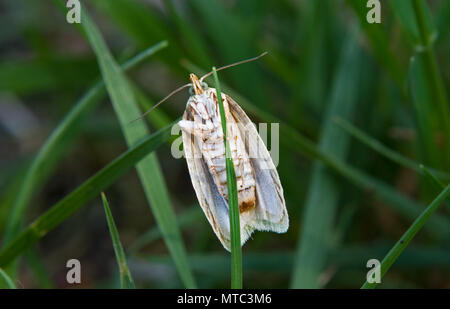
[138,53,288,251]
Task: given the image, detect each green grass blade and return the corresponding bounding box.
[213,67,242,289]
[92,0,182,74]
[0,122,174,267]
[420,165,446,189]
[409,56,442,168]
[129,207,202,254]
[409,54,450,171]
[143,243,450,276]
[334,117,450,182]
[292,0,331,106]
[419,165,450,211]
[361,185,450,289]
[282,126,450,241]
[189,0,267,109]
[0,164,29,234]
[391,0,450,171]
[162,0,212,68]
[78,6,195,288]
[335,116,450,222]
[389,0,436,46]
[0,57,97,95]
[346,0,404,88]
[120,41,168,69]
[101,192,135,289]
[133,86,172,131]
[411,0,450,161]
[291,32,362,288]
[0,268,16,289]
[25,249,54,289]
[2,42,167,250]
[436,0,450,43]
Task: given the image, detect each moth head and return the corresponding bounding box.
[189,74,208,95]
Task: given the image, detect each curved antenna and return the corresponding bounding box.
[130,51,268,124]
[199,51,268,82]
[129,83,191,124]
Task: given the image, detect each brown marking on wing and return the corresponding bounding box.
[239,197,255,213]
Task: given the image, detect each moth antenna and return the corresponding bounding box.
[129,83,191,124]
[199,51,268,82]
[129,51,268,124]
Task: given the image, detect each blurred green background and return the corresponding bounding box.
[0,0,449,288]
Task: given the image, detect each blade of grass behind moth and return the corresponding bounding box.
[0,57,98,95]
[132,86,182,147]
[213,67,242,289]
[2,41,167,249]
[101,193,135,289]
[420,165,446,189]
[162,0,212,68]
[436,1,450,44]
[283,126,450,242]
[0,163,28,233]
[138,244,450,282]
[334,117,450,182]
[362,185,450,289]
[346,0,404,88]
[388,0,436,45]
[1,43,167,279]
[129,207,202,255]
[0,121,175,268]
[189,0,267,109]
[24,249,54,289]
[419,166,450,212]
[291,31,362,288]
[409,56,443,170]
[391,0,450,171]
[78,7,196,288]
[132,85,172,130]
[185,63,450,242]
[289,0,330,125]
[92,0,183,75]
[0,268,16,289]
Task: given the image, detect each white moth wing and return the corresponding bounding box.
[182,105,255,251]
[224,92,289,233]
[181,89,287,251]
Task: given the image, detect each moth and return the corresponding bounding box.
[139,54,288,251]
